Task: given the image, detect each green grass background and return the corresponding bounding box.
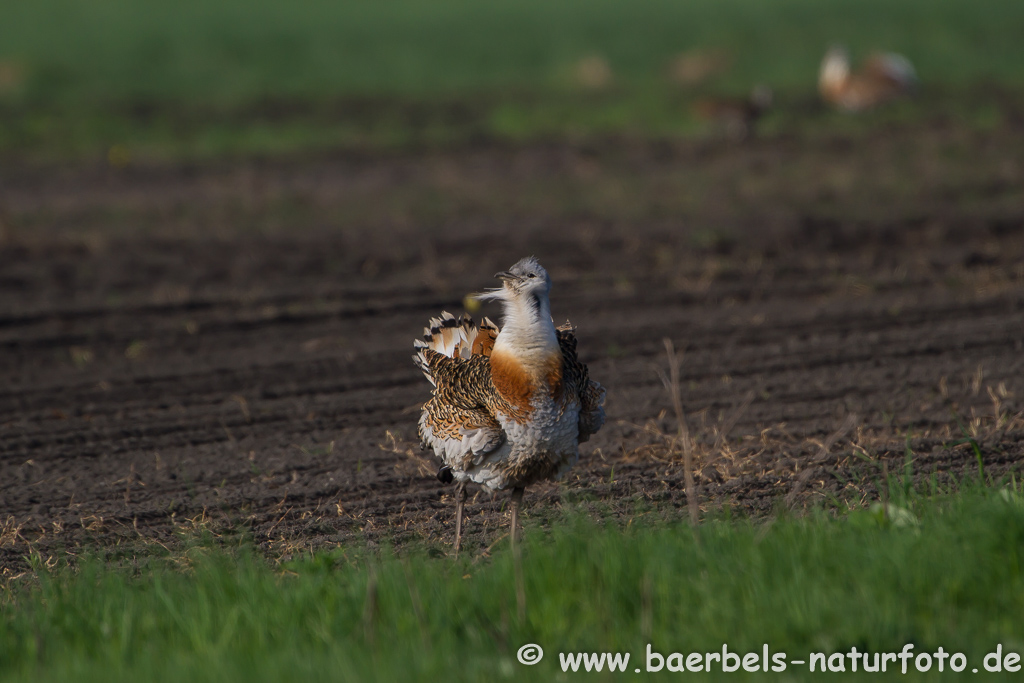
[1,0,1022,159]
[1,0,1022,104]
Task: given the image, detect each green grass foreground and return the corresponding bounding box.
[3,487,1024,681]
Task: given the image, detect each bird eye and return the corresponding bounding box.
[528,273,536,278]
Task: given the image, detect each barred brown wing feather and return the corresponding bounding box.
[419,398,505,470]
[416,349,507,469]
[578,379,607,441]
[556,325,606,441]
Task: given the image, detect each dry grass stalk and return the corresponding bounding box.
[380,430,434,478]
[661,338,699,526]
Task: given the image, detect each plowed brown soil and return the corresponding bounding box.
[2,117,1024,572]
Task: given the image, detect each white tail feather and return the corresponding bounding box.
[413,312,501,384]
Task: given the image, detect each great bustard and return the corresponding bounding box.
[819,45,917,112]
[413,257,606,554]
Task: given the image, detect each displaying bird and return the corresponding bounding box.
[413,257,606,554]
[818,45,917,112]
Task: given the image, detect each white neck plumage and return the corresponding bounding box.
[490,289,559,366]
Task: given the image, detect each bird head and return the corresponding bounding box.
[477,256,551,307]
[475,257,559,354]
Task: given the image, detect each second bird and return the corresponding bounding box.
[819,45,917,112]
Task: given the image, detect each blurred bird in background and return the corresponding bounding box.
[818,45,917,112]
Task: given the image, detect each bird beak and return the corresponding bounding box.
[494,271,515,281]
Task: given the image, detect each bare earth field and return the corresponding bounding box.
[2,113,1024,573]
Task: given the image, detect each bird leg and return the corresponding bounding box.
[509,487,525,549]
[454,481,467,557]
